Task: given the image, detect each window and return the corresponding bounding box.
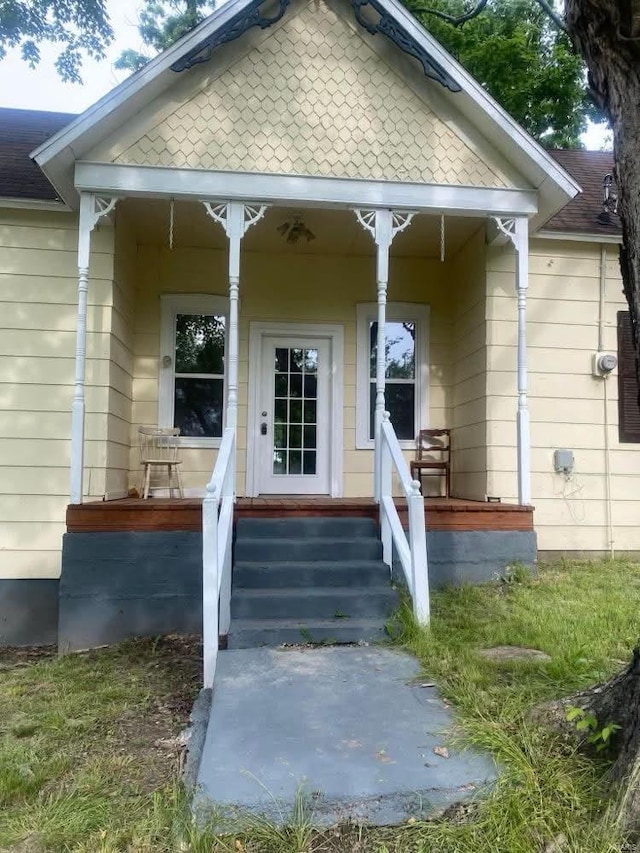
[617,311,640,443]
[356,303,429,449]
[159,295,228,447]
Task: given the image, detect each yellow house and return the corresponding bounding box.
[0,0,634,655]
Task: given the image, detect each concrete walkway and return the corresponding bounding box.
[194,646,497,827]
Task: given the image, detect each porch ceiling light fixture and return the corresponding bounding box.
[277,213,316,244]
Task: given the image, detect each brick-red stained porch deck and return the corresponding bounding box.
[66,497,533,533]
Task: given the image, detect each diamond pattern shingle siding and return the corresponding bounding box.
[116,1,510,187]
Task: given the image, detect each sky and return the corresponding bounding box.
[0,0,144,114]
[0,0,611,149]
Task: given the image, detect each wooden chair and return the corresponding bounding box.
[410,429,451,498]
[138,427,184,499]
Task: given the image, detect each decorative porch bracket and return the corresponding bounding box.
[70,193,120,504]
[202,202,268,434]
[494,216,531,506]
[354,208,417,502]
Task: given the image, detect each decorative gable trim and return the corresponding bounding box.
[351,0,461,91]
[169,0,461,92]
[31,0,579,224]
[171,0,291,72]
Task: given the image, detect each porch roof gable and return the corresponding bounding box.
[31,0,579,227]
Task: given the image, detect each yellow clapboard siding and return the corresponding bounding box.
[0,223,113,253]
[0,329,112,359]
[0,274,114,306]
[0,495,68,523]
[0,550,62,580]
[0,466,70,495]
[0,302,112,331]
[0,246,113,280]
[0,522,66,551]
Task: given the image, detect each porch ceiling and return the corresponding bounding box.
[120,198,483,259]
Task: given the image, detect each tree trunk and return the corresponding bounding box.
[544,648,640,830]
[565,1,640,395]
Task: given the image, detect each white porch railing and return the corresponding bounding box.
[202,426,235,688]
[379,413,430,625]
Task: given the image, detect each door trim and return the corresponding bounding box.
[246,321,344,497]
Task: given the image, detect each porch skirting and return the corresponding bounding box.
[58,531,203,653]
[53,522,537,653]
[0,578,59,646]
[395,530,537,588]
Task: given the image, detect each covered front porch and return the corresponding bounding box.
[59,188,538,664]
[70,188,534,509]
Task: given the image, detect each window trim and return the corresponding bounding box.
[159,294,229,449]
[355,302,430,450]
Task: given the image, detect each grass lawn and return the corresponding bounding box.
[1,559,639,851]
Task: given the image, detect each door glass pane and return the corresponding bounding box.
[303,451,316,475]
[175,314,225,374]
[271,346,319,476]
[289,349,304,373]
[275,374,288,397]
[303,425,316,448]
[275,348,288,373]
[175,378,223,437]
[369,382,415,441]
[369,321,415,379]
[289,450,302,474]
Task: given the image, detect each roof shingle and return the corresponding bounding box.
[0,107,74,201]
[545,149,620,236]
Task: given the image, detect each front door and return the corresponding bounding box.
[257,337,331,494]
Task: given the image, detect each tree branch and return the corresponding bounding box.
[531,0,569,34]
[409,0,488,27]
[412,0,568,35]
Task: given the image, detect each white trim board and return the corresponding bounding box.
[0,197,71,212]
[245,321,344,497]
[74,162,538,216]
[536,230,622,245]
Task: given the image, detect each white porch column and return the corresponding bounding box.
[203,203,267,434]
[354,209,416,501]
[70,193,119,504]
[494,216,531,506]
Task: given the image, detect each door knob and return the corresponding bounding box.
[260,422,268,435]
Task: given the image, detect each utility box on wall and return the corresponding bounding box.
[553,449,574,475]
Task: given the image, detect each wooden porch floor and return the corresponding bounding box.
[66,496,533,533]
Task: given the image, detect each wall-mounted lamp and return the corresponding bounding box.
[597,173,618,225]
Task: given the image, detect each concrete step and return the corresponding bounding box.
[233,560,391,589]
[231,586,398,620]
[234,537,383,562]
[236,517,378,539]
[227,617,390,649]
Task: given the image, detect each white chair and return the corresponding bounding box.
[138,427,184,499]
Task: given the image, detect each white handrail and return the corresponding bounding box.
[379,413,430,625]
[202,427,235,687]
